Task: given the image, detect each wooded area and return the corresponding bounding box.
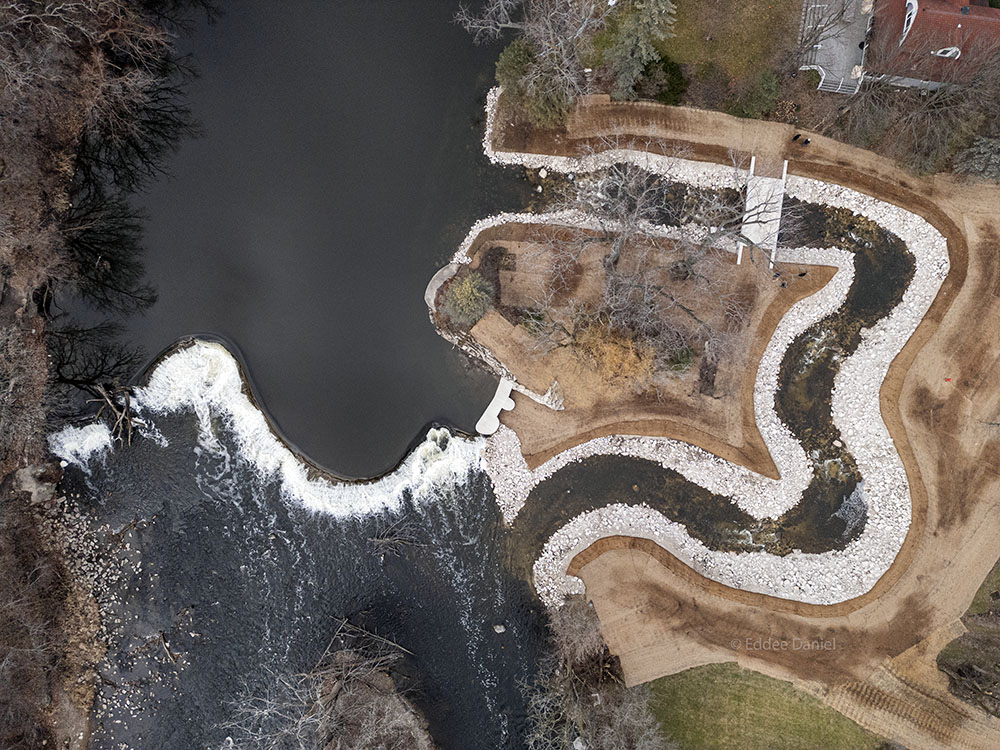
[462,0,1000,176]
[0,2,211,745]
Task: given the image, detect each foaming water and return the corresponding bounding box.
[48,423,112,470]
[53,347,541,749]
[51,340,485,518]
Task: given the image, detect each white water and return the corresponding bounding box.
[49,340,484,518]
[48,423,112,470]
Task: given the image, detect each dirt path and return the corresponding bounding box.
[503,100,1000,748]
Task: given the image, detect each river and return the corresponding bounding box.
[130,0,529,478]
[64,2,545,748]
[64,414,543,749]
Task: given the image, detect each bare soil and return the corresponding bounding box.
[461,220,836,473]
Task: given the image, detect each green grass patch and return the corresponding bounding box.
[667,346,695,372]
[651,663,886,750]
[964,556,1000,617]
[655,0,799,84]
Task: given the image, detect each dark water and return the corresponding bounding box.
[70,418,542,750]
[132,0,529,478]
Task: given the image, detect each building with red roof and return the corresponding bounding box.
[868,0,1000,82]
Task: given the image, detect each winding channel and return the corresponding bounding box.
[470,88,949,607]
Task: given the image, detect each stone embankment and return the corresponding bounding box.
[473,87,949,607]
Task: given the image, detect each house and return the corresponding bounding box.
[867,0,1000,82]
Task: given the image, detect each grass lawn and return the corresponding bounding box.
[936,555,1000,717]
[961,556,1000,617]
[657,0,801,82]
[650,663,886,750]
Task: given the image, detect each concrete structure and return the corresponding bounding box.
[799,0,875,93]
[737,156,788,267]
[475,379,515,435]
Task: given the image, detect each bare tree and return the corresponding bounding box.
[0,494,69,750]
[0,326,48,470]
[837,32,1000,172]
[458,1,676,121]
[458,0,612,103]
[523,595,674,750]
[547,592,607,666]
[519,138,771,388]
[0,0,207,469]
[223,621,433,750]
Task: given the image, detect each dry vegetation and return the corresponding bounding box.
[0,1,210,745]
[0,488,69,750]
[524,595,674,750]
[224,621,434,750]
[837,34,1000,174]
[0,466,103,750]
[0,0,208,474]
[443,142,793,403]
[501,226,757,397]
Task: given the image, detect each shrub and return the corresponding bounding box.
[576,325,656,384]
[0,498,66,750]
[685,60,732,110]
[636,56,689,105]
[729,69,780,119]
[495,38,536,93]
[495,38,570,129]
[442,272,494,327]
[954,137,1000,181]
[520,89,571,130]
[224,622,432,750]
[667,346,694,372]
[524,595,674,750]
